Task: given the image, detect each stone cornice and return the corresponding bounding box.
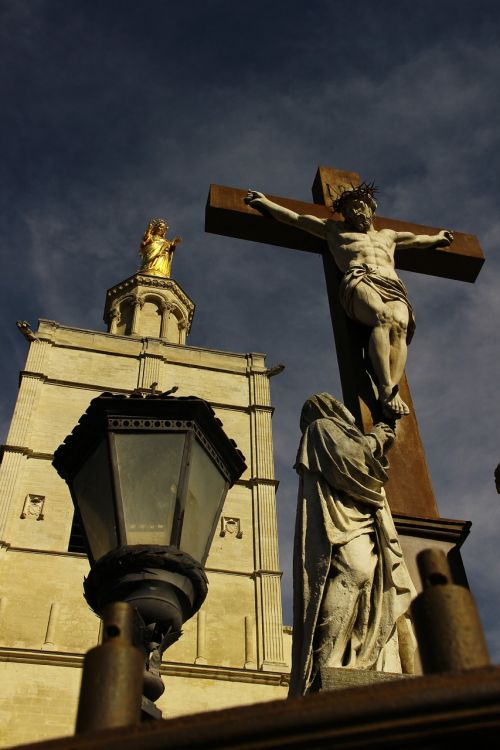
[138,351,168,362]
[19,371,46,381]
[393,513,471,547]
[22,375,133,393]
[162,661,289,685]
[13,375,278,421]
[34,320,272,373]
[5,546,86,559]
[0,444,53,461]
[0,648,84,669]
[107,273,194,304]
[235,477,280,490]
[205,567,282,578]
[247,403,275,415]
[0,647,290,685]
[251,569,284,579]
[2,548,281,578]
[23,345,253,377]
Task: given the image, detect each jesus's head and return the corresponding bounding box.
[333,182,378,232]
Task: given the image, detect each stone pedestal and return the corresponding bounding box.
[312,666,413,693]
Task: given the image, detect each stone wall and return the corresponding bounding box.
[0,319,289,746]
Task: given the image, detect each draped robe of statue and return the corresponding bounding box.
[140,235,176,277]
[289,394,416,697]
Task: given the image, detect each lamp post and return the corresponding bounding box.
[53,390,246,723]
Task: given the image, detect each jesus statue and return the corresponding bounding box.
[245,184,453,418]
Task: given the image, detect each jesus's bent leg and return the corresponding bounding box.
[349,286,397,404]
[385,301,410,415]
[388,301,409,382]
[349,284,409,417]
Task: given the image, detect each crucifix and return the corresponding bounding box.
[205,166,484,537]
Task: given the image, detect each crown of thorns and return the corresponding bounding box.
[330,182,378,214]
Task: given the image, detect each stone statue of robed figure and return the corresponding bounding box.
[289,394,416,697]
[245,185,453,419]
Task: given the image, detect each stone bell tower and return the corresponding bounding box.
[104,217,195,343]
[104,273,195,343]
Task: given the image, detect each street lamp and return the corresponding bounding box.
[53,391,246,719]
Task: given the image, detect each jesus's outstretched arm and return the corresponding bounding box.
[394,229,453,250]
[245,190,329,240]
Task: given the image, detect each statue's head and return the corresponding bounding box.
[299,393,355,434]
[332,182,378,232]
[151,218,169,236]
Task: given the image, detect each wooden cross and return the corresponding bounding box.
[205,166,484,519]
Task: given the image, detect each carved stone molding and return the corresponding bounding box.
[0,647,290,685]
[220,516,243,539]
[20,494,45,521]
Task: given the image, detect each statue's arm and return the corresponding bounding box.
[245,190,328,239]
[393,229,454,249]
[367,423,396,457]
[141,222,154,250]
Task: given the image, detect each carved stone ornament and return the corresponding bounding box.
[20,494,45,521]
[220,516,243,538]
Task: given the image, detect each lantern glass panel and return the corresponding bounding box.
[180,438,228,564]
[113,431,186,545]
[73,439,116,561]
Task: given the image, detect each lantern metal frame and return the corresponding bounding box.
[54,392,245,564]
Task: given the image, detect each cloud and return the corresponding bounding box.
[1,1,500,660]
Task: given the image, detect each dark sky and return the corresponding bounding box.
[2,0,500,659]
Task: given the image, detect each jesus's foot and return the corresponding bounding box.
[380,388,410,418]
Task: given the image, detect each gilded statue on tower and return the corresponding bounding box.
[139,218,182,278]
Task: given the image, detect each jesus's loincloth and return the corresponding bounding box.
[339,265,416,344]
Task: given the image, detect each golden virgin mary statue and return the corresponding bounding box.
[139,218,182,278]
